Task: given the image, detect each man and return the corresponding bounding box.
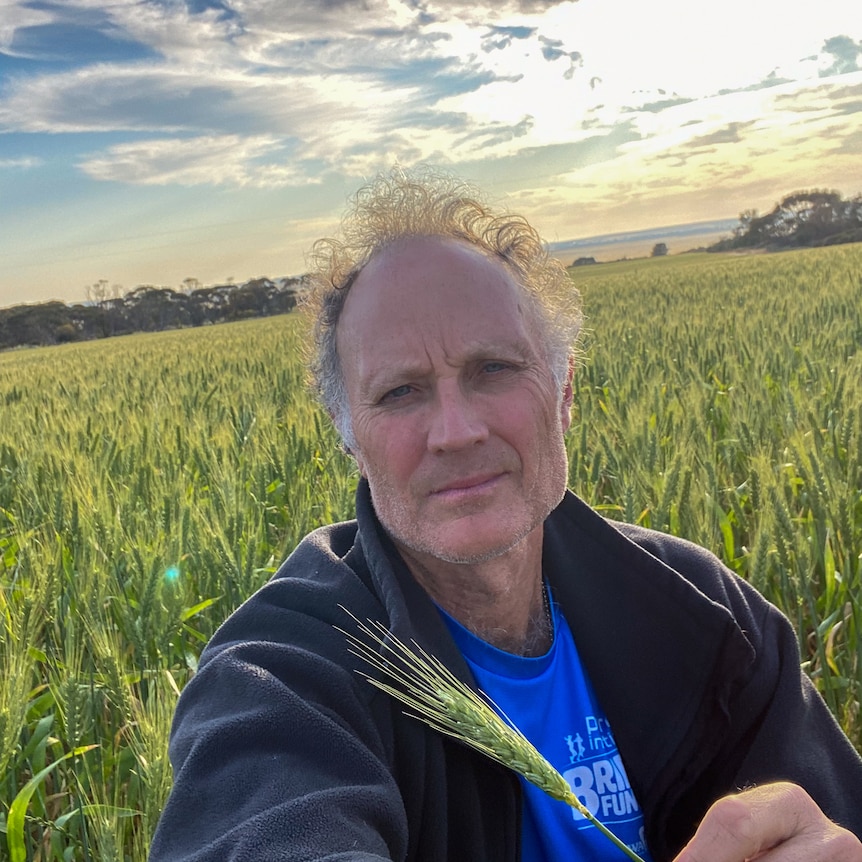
[150,170,862,861]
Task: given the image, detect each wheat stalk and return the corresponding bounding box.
[338,610,646,862]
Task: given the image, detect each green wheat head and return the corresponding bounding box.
[339,610,646,862]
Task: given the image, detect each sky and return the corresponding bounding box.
[1,0,861,308]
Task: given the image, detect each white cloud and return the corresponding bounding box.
[419,0,579,27]
[77,135,317,187]
[0,1,52,54]
[0,156,42,169]
[0,60,405,136]
[0,0,560,177]
[111,0,242,64]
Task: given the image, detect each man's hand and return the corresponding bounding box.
[672,782,862,862]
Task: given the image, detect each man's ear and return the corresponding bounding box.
[560,357,574,432]
[341,441,366,477]
[328,408,358,464]
[353,449,367,478]
[340,440,366,477]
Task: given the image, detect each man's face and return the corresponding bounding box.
[336,236,572,566]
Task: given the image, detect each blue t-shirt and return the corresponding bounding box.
[441,592,653,862]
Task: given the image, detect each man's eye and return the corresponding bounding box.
[482,362,509,374]
[383,384,412,401]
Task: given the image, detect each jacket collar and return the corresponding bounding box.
[543,491,756,845]
[353,478,476,686]
[353,479,756,832]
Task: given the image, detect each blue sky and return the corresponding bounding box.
[1,0,861,307]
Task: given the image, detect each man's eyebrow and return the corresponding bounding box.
[356,364,428,400]
[462,340,536,363]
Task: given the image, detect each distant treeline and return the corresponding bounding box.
[0,277,305,352]
[7,188,862,353]
[709,189,862,252]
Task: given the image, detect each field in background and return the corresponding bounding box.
[546,216,739,265]
[1,244,860,859]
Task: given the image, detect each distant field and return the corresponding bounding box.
[1,244,860,859]
[547,218,739,265]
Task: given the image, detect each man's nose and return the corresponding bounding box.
[427,384,489,452]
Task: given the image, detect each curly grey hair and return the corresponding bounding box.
[304,167,583,449]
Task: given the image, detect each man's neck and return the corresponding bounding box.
[392,527,550,656]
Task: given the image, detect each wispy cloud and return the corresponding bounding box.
[774,75,862,116]
[683,121,757,150]
[0,0,580,181]
[17,0,849,195]
[0,156,42,169]
[77,135,317,187]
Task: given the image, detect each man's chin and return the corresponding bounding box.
[391,525,531,567]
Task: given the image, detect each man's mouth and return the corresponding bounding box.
[431,473,504,497]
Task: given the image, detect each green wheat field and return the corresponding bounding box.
[1,244,861,860]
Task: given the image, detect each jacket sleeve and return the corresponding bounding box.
[148,565,408,862]
[628,526,862,840]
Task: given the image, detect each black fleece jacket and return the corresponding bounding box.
[149,482,862,862]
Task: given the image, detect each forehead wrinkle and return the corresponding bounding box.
[339,235,548,403]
